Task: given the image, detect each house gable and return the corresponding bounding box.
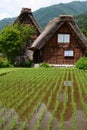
[32,15,87,64]
[45,22,85,49]
[30,15,87,50]
[14,8,42,63]
[15,8,42,36]
[40,22,84,64]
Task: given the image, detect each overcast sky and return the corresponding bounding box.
[0,0,86,20]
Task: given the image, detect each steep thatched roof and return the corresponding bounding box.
[30,15,87,50]
[15,8,42,34]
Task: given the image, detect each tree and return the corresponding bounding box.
[82,28,87,37]
[0,23,35,64]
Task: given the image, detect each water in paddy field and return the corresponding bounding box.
[0,103,87,130]
[64,81,72,87]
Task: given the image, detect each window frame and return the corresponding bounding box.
[64,50,74,57]
[57,34,70,43]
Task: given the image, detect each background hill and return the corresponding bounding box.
[33,1,87,28]
[0,1,87,31]
[0,17,16,31]
[75,13,87,30]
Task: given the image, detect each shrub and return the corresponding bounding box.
[39,62,51,68]
[75,57,87,70]
[84,51,87,57]
[0,57,11,68]
[14,59,33,67]
[24,60,33,67]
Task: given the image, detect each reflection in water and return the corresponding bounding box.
[64,110,87,130]
[64,81,72,87]
[58,93,68,102]
[28,103,87,130]
[0,105,26,130]
[0,103,87,130]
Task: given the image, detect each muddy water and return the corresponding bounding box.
[64,110,87,130]
[0,107,25,130]
[28,103,87,130]
[0,103,87,130]
[58,93,68,102]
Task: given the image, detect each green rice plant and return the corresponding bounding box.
[0,68,87,129]
[59,70,69,130]
[34,73,61,130]
[52,69,63,93]
[47,69,66,130]
[27,78,54,120]
[27,69,60,121]
[47,91,53,108]
[77,70,87,94]
[74,69,87,121]
[7,116,18,130]
[0,116,6,128]
[34,110,46,130]
[19,121,27,130]
[71,70,77,130]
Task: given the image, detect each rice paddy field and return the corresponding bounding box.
[0,67,87,130]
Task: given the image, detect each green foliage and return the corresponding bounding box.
[84,50,87,57]
[39,62,51,68]
[0,23,35,64]
[15,60,33,67]
[75,13,87,31]
[81,28,87,37]
[75,57,87,70]
[0,24,22,63]
[0,57,11,68]
[24,60,33,67]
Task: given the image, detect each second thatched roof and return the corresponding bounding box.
[15,8,42,34]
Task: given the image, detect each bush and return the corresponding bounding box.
[39,62,51,68]
[14,59,33,67]
[84,51,87,57]
[0,57,11,68]
[24,60,33,67]
[75,57,87,70]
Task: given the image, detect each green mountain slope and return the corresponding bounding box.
[33,1,87,27]
[0,17,16,31]
[0,1,87,31]
[75,13,87,30]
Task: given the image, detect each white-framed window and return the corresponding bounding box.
[58,34,70,43]
[64,50,74,57]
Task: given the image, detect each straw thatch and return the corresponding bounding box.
[14,8,42,64]
[30,15,87,50]
[15,8,42,34]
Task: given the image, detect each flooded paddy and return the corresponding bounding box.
[0,68,87,129]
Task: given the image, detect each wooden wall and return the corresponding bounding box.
[41,23,84,65]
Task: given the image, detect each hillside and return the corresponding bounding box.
[75,13,87,30]
[0,1,87,30]
[0,17,16,31]
[33,1,87,27]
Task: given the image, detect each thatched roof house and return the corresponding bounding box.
[30,15,87,65]
[14,8,42,64]
[15,8,42,35]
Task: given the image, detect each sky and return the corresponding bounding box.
[0,0,86,20]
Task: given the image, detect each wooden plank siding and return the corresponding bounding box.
[31,15,87,65]
[40,23,84,64]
